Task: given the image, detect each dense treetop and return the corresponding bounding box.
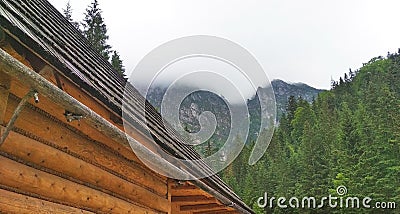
[62,0,125,76]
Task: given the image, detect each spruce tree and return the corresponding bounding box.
[63,1,73,21]
[111,50,125,75]
[82,0,112,60]
[62,1,80,30]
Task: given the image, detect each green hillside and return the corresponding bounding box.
[221,51,400,213]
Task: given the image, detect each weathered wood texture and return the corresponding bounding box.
[7,81,168,196]
[0,71,10,124]
[10,71,161,169]
[0,129,170,212]
[1,43,32,69]
[0,188,94,214]
[0,44,170,213]
[0,155,161,214]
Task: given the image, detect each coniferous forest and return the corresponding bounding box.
[220,52,400,213]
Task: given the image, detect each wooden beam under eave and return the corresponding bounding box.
[0,71,10,125]
[180,203,224,212]
[172,183,198,190]
[172,195,214,203]
[172,195,221,207]
[193,210,239,214]
[167,179,173,214]
[170,182,215,198]
[170,187,211,197]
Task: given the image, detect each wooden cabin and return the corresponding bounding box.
[0,0,254,213]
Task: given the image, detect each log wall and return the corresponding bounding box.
[0,44,170,213]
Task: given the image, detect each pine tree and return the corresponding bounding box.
[111,50,125,75]
[63,1,73,21]
[82,0,112,60]
[286,95,298,123]
[62,1,80,30]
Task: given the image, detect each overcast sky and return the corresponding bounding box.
[49,0,400,90]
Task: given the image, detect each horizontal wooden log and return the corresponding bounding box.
[10,79,165,182]
[0,155,162,214]
[3,96,167,196]
[0,129,170,212]
[0,188,94,214]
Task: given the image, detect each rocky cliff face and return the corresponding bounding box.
[271,79,324,118]
[144,80,324,150]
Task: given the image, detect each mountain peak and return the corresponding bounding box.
[270,79,324,117]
